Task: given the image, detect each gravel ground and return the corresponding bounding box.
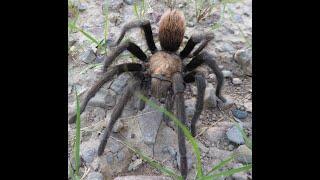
[68,0,252,179]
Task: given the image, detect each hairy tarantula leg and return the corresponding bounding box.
[68,63,144,124]
[184,51,226,102]
[111,20,157,53]
[172,73,188,179]
[179,32,214,59]
[98,77,142,156]
[103,41,147,72]
[185,72,206,137]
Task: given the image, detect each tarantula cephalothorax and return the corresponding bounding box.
[69,9,226,179]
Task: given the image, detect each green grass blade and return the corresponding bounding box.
[133,2,139,19]
[77,28,100,45]
[74,88,81,176]
[137,94,204,178]
[206,154,235,175]
[68,23,100,45]
[111,137,182,180]
[209,164,252,179]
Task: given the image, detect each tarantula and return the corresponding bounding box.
[69,9,226,179]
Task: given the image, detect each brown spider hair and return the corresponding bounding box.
[159,9,185,52]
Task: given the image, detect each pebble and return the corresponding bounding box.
[137,101,163,145]
[232,109,248,119]
[162,146,177,158]
[81,148,96,164]
[228,144,234,151]
[78,3,88,12]
[234,48,252,75]
[87,172,104,180]
[226,125,245,144]
[191,85,198,95]
[208,147,232,160]
[222,70,232,78]
[205,126,226,145]
[79,49,96,64]
[234,145,252,164]
[232,78,242,85]
[244,102,252,112]
[106,154,113,164]
[123,0,134,5]
[110,73,131,93]
[117,150,126,161]
[187,21,195,27]
[128,159,143,171]
[112,120,124,133]
[208,73,215,80]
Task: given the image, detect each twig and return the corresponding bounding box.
[195,117,224,138]
[80,166,91,180]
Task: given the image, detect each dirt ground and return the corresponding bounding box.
[68,0,252,179]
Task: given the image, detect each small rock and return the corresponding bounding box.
[117,149,126,161]
[221,43,235,53]
[226,125,245,145]
[137,100,163,145]
[80,49,96,64]
[163,146,177,158]
[232,109,248,119]
[178,3,186,8]
[109,14,121,26]
[222,70,232,78]
[208,73,216,80]
[232,78,242,85]
[204,84,217,108]
[185,98,196,118]
[128,159,143,171]
[81,148,96,164]
[132,155,137,161]
[208,147,232,160]
[228,144,234,151]
[233,14,243,23]
[106,154,113,164]
[87,172,104,180]
[123,0,134,5]
[88,89,115,108]
[187,21,195,27]
[106,0,124,11]
[110,73,131,93]
[205,126,226,145]
[78,3,88,12]
[95,55,105,63]
[191,85,198,95]
[234,145,252,164]
[244,101,252,112]
[112,120,124,133]
[234,48,252,76]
